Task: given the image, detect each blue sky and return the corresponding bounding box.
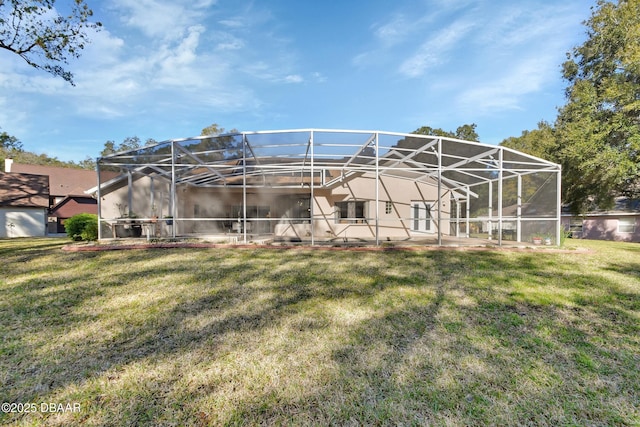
[1,0,593,162]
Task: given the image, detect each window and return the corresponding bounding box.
[336,201,367,223]
[618,218,636,233]
[569,218,583,237]
[385,201,392,214]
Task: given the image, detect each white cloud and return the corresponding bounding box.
[111,0,215,40]
[373,15,412,47]
[284,74,303,84]
[455,54,557,114]
[311,72,327,83]
[219,18,244,28]
[477,3,583,49]
[398,19,475,78]
[213,32,245,50]
[74,27,126,70]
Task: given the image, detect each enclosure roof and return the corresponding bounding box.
[95,129,560,195]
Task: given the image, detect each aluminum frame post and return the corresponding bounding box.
[498,149,503,247]
[437,138,442,246]
[242,133,247,244]
[517,174,522,242]
[375,132,380,246]
[170,142,176,238]
[96,161,102,240]
[556,166,562,246]
[310,131,315,246]
[488,180,493,240]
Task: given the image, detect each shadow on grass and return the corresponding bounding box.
[1,244,638,425]
[226,251,640,425]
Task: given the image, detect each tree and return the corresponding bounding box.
[0,0,101,85]
[412,123,479,142]
[556,0,640,213]
[100,136,157,157]
[201,123,224,136]
[500,121,556,160]
[200,123,238,136]
[77,156,96,170]
[0,128,23,151]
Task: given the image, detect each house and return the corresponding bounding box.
[92,129,562,245]
[562,198,640,242]
[4,159,106,233]
[0,172,50,237]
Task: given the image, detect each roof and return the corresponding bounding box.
[0,172,50,208]
[96,129,560,197]
[7,163,101,196]
[50,196,97,218]
[562,198,640,217]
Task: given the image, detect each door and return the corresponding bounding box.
[411,201,433,232]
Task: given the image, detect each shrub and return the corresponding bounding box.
[81,221,99,241]
[65,213,98,241]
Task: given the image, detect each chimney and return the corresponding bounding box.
[4,158,13,173]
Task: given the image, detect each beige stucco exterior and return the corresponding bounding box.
[100,172,450,242]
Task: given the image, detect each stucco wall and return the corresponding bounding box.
[0,208,46,238]
[562,216,640,243]
[100,176,171,220]
[100,173,451,240]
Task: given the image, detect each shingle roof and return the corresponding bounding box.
[50,196,97,218]
[8,163,98,196]
[0,172,50,208]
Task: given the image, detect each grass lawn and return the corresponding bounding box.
[0,238,638,426]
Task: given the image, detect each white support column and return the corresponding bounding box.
[466,189,470,239]
[488,180,493,240]
[242,134,247,244]
[375,132,380,246]
[455,199,460,237]
[498,150,503,246]
[556,166,562,246]
[437,138,442,246]
[517,174,522,242]
[96,162,102,240]
[170,142,176,238]
[310,131,315,246]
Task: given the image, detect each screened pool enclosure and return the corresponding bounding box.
[95,129,561,246]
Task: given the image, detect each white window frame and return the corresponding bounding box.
[618,217,636,234]
[410,201,433,233]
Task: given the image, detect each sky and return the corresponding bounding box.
[1,0,594,162]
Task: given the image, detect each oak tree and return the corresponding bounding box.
[0,0,101,85]
[556,0,640,212]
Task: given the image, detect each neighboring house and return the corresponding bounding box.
[4,159,105,233]
[0,172,50,238]
[562,198,640,243]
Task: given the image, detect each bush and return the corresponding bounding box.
[81,221,99,241]
[65,213,98,241]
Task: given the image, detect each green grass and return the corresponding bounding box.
[0,238,638,426]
